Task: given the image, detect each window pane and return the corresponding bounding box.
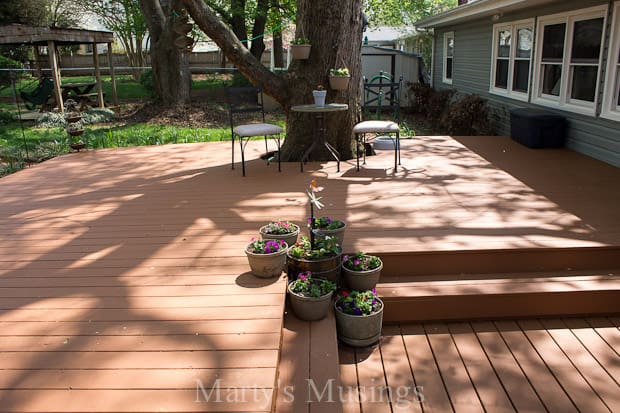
[571,18,603,61]
[513,60,530,92]
[516,28,532,58]
[446,57,453,79]
[542,64,562,95]
[495,60,509,88]
[570,66,598,101]
[497,30,511,57]
[542,23,566,61]
[447,37,454,57]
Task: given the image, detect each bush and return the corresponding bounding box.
[442,94,494,136]
[36,112,66,129]
[36,108,115,129]
[0,111,15,125]
[408,82,454,121]
[139,69,157,98]
[0,56,24,89]
[82,108,116,124]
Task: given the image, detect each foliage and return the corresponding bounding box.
[0,111,15,125]
[342,252,382,272]
[261,220,298,235]
[290,271,336,298]
[363,0,456,26]
[336,289,382,316]
[291,37,309,45]
[329,68,350,77]
[308,216,344,230]
[247,238,287,254]
[442,94,494,136]
[0,0,49,26]
[0,56,24,91]
[36,108,115,129]
[139,69,156,98]
[288,236,341,260]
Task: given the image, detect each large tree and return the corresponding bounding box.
[138,0,191,105]
[183,0,364,161]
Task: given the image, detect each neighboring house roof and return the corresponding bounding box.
[415,0,561,28]
[364,26,417,43]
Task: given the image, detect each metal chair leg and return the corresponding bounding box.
[276,136,281,172]
[356,134,361,172]
[239,136,246,177]
[231,135,235,170]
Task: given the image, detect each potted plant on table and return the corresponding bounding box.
[334,289,384,347]
[259,220,300,248]
[329,67,350,90]
[312,84,327,107]
[290,37,311,60]
[342,252,383,291]
[287,271,337,321]
[245,238,288,278]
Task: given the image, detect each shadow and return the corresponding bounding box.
[235,272,283,288]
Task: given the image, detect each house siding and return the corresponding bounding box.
[429,0,620,168]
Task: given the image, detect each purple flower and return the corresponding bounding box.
[371,288,376,295]
[353,308,362,315]
[326,217,332,223]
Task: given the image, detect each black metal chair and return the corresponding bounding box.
[225,86,283,176]
[20,77,55,111]
[353,73,403,172]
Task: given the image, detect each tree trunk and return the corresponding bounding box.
[139,0,191,106]
[271,0,284,68]
[182,0,363,161]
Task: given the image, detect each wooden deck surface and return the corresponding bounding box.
[340,317,620,413]
[0,135,619,412]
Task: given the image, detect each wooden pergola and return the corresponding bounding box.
[0,24,118,112]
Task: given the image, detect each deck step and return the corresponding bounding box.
[377,269,620,323]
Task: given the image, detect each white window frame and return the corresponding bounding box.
[602,1,620,122]
[443,32,454,84]
[490,19,534,101]
[532,5,607,116]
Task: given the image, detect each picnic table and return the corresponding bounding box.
[61,82,98,108]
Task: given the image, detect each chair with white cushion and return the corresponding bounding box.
[353,74,402,172]
[226,86,283,176]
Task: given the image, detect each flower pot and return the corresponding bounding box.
[287,280,334,321]
[286,252,341,282]
[334,298,383,347]
[312,90,327,106]
[70,142,85,151]
[342,260,383,291]
[68,129,84,136]
[329,75,350,91]
[259,224,300,248]
[290,44,311,60]
[313,222,346,247]
[65,115,82,123]
[245,242,288,278]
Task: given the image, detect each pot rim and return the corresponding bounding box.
[334,296,383,317]
[259,223,300,235]
[245,241,288,256]
[287,280,335,299]
[341,259,383,274]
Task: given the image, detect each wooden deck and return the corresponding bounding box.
[340,317,620,413]
[0,134,619,412]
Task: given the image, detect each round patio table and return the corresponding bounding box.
[291,103,349,172]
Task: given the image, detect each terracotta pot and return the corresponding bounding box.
[287,280,334,321]
[334,298,383,347]
[290,44,311,60]
[259,224,300,249]
[329,75,350,91]
[286,252,341,282]
[245,242,288,278]
[342,259,383,291]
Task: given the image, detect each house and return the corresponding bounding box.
[416,0,620,167]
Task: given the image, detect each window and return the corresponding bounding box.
[490,20,534,100]
[443,32,454,84]
[602,2,620,121]
[533,6,607,115]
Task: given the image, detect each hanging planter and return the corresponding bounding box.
[328,68,350,91]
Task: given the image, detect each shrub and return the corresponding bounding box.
[36,112,66,129]
[82,108,115,124]
[408,82,454,121]
[442,94,494,136]
[0,111,15,125]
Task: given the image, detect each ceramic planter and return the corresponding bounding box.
[287,280,334,321]
[259,224,300,249]
[329,75,350,91]
[286,252,341,282]
[313,222,346,247]
[342,259,383,291]
[312,90,327,106]
[334,297,383,347]
[290,44,311,60]
[245,242,288,278]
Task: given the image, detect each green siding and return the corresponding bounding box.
[430,0,620,168]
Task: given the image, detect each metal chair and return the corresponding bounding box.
[20,77,55,111]
[225,87,283,176]
[353,73,403,172]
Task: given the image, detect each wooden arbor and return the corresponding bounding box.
[0,24,118,113]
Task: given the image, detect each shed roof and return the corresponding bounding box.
[0,24,113,46]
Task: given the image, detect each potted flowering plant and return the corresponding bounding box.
[244,238,288,278]
[312,84,327,106]
[334,289,383,347]
[328,67,350,90]
[259,220,300,248]
[286,180,343,281]
[290,37,311,59]
[342,252,383,291]
[287,271,337,321]
[309,216,346,246]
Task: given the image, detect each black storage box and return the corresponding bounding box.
[509,108,565,148]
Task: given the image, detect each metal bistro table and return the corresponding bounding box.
[291,103,348,172]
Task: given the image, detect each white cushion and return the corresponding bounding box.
[234,123,283,137]
[353,120,399,134]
